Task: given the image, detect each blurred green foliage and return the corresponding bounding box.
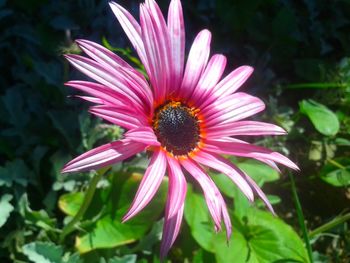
[0,0,350,262]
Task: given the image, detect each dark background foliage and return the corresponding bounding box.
[0,0,349,262]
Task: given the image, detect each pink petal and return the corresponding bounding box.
[211,184,232,239]
[76,39,138,71]
[191,150,254,202]
[123,149,166,222]
[180,158,222,231]
[89,105,147,130]
[65,81,132,108]
[179,29,211,99]
[166,155,187,218]
[109,2,149,72]
[202,92,265,127]
[244,174,276,215]
[76,39,153,111]
[160,203,184,260]
[205,121,287,138]
[125,127,160,146]
[190,54,227,106]
[209,137,282,172]
[160,156,187,259]
[74,95,104,104]
[201,66,254,109]
[140,3,171,103]
[61,139,145,173]
[204,139,300,171]
[64,55,147,112]
[167,0,185,93]
[214,65,254,96]
[220,197,232,240]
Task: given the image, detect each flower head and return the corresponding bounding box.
[62,0,298,258]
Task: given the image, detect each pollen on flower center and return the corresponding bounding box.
[153,101,200,156]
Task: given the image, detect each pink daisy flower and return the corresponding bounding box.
[62,0,298,258]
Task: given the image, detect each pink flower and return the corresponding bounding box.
[62,0,298,258]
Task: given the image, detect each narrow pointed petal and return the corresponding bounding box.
[76,39,139,71]
[202,92,265,127]
[204,139,300,170]
[167,0,185,92]
[109,2,149,71]
[160,156,187,259]
[64,55,146,111]
[201,66,254,109]
[76,39,153,110]
[140,3,171,103]
[74,96,104,104]
[166,155,187,218]
[220,198,232,240]
[89,106,147,130]
[211,137,282,172]
[160,203,184,260]
[180,158,223,231]
[191,150,254,202]
[244,174,276,215]
[125,127,160,146]
[179,29,211,99]
[61,139,145,173]
[205,121,287,138]
[123,149,166,222]
[214,66,254,96]
[65,81,132,108]
[190,54,227,105]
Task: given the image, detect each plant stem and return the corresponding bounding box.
[59,170,105,243]
[327,159,346,170]
[289,172,313,263]
[309,213,350,238]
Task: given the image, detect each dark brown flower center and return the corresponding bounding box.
[153,101,200,156]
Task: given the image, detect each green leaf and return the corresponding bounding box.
[185,190,309,263]
[18,194,56,230]
[0,159,32,187]
[300,99,340,136]
[22,242,82,263]
[320,158,350,186]
[184,186,218,252]
[103,255,136,263]
[59,192,84,217]
[59,172,167,253]
[230,209,309,263]
[237,159,280,186]
[0,194,14,228]
[22,242,63,263]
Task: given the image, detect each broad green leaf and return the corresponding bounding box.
[0,194,14,228]
[300,99,339,136]
[211,172,237,198]
[59,192,84,217]
[320,158,350,186]
[22,242,63,263]
[59,172,167,253]
[184,186,218,252]
[22,242,82,263]
[227,209,309,263]
[185,191,309,263]
[237,159,280,186]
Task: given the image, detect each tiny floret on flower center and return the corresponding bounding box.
[153,101,200,156]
